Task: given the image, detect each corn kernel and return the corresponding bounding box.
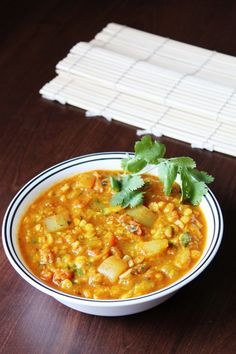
[61,279,72,289]
[62,254,72,264]
[134,256,145,264]
[60,184,69,192]
[80,219,87,227]
[47,234,53,245]
[149,202,159,212]
[191,250,201,260]
[184,208,192,216]
[123,255,131,262]
[155,272,164,281]
[181,216,190,224]
[83,289,92,298]
[157,201,165,209]
[164,203,174,213]
[175,220,184,229]
[196,220,203,229]
[164,225,173,238]
[167,211,179,222]
[72,240,80,250]
[128,259,134,267]
[35,224,41,231]
[74,256,86,268]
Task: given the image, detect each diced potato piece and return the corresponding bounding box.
[174,247,191,269]
[104,205,122,215]
[77,174,96,189]
[44,213,70,232]
[160,263,176,279]
[126,205,156,227]
[191,250,201,260]
[133,280,155,296]
[118,241,138,258]
[139,239,168,257]
[98,256,128,282]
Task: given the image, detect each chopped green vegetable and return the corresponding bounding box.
[101,179,108,186]
[110,176,121,192]
[129,224,139,233]
[110,135,214,208]
[76,269,84,276]
[180,232,192,247]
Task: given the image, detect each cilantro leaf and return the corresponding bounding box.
[110,191,126,206]
[189,169,214,184]
[122,175,145,191]
[135,135,166,164]
[110,135,214,208]
[122,156,147,173]
[111,190,143,208]
[128,191,144,208]
[180,168,193,201]
[110,175,145,208]
[180,169,209,205]
[110,176,121,192]
[158,161,178,195]
[190,181,208,205]
[168,157,196,169]
[121,157,131,171]
[119,192,132,208]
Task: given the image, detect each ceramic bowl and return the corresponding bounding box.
[2,153,223,316]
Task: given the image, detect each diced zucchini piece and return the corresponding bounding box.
[103,205,122,215]
[98,256,128,282]
[126,205,156,227]
[44,214,70,232]
[160,263,176,279]
[77,174,96,189]
[133,280,155,296]
[174,247,191,269]
[118,241,138,258]
[139,239,168,257]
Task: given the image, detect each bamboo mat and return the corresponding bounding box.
[40,23,236,157]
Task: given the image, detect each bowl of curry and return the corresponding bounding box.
[2,153,223,316]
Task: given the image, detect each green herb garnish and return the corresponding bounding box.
[110,135,214,208]
[76,269,83,276]
[180,232,192,247]
[110,175,145,208]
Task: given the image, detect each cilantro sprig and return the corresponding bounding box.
[110,175,145,208]
[110,135,214,208]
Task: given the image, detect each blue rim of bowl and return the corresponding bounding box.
[2,152,223,304]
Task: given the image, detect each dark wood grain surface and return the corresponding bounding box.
[1,1,236,353]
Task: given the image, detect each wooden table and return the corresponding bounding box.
[1,1,236,353]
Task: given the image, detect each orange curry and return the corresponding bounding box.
[18,170,206,299]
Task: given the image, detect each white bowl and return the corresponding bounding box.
[2,153,223,316]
